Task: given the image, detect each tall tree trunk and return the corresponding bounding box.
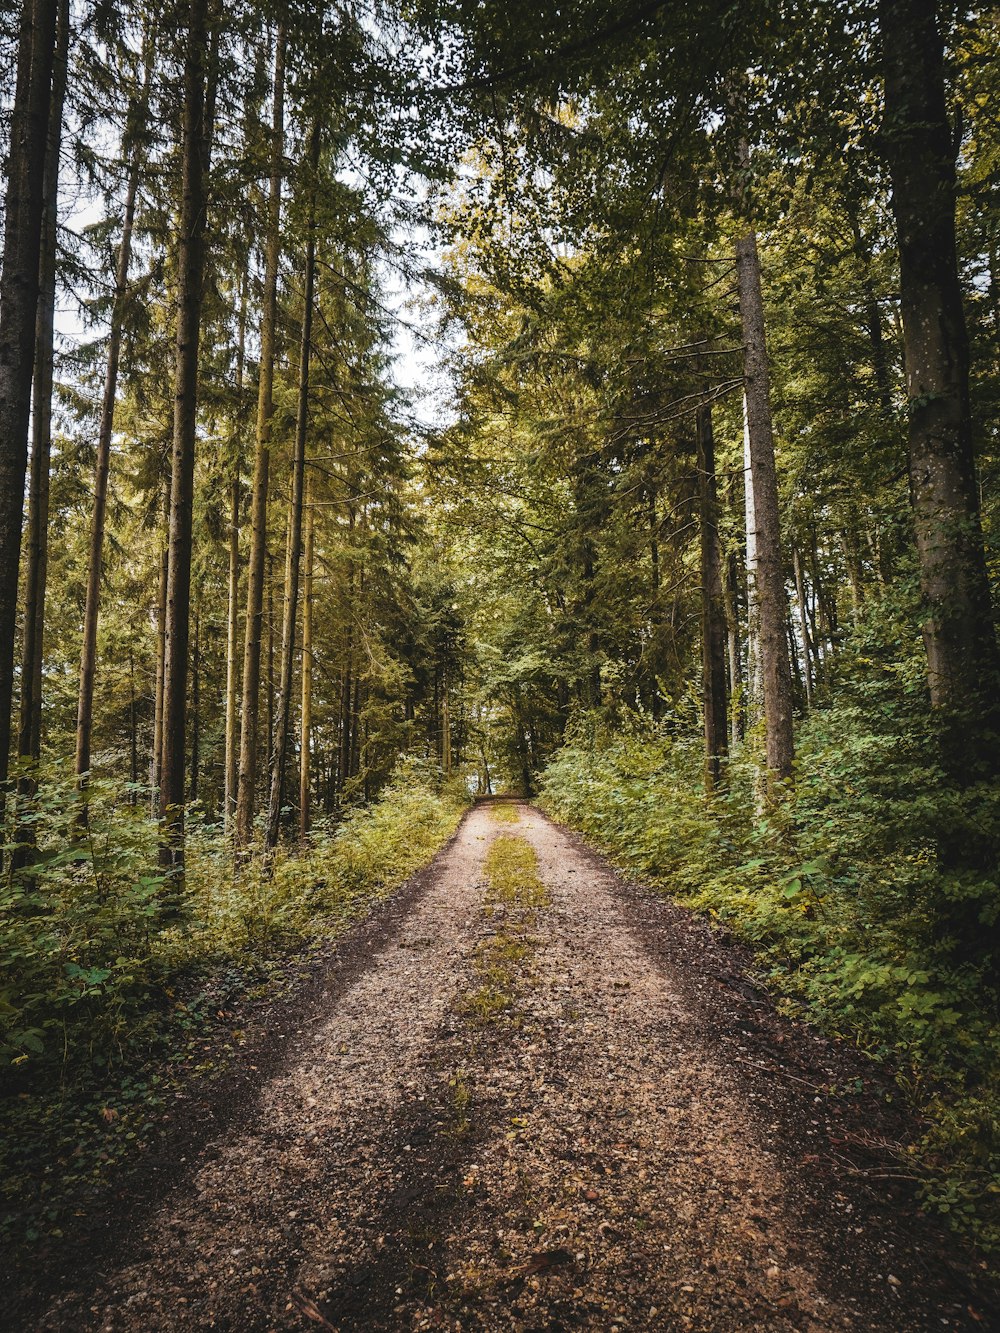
[0,0,58,815]
[736,233,796,786]
[299,487,314,841]
[151,510,168,814]
[14,0,68,860]
[793,547,814,709]
[696,401,729,792]
[75,26,153,796]
[236,22,286,849]
[879,0,999,762]
[129,646,138,800]
[158,0,212,882]
[188,604,200,801]
[266,127,318,851]
[742,397,761,720]
[723,547,745,747]
[224,275,248,834]
[442,677,452,775]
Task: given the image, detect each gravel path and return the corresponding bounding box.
[18,804,993,1330]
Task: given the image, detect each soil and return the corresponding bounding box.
[4,801,997,1331]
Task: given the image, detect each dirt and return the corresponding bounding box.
[4,801,997,1331]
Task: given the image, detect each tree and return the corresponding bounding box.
[265,119,320,851]
[159,0,214,880]
[0,0,59,811]
[16,0,69,853]
[879,0,999,767]
[75,24,155,801]
[236,20,286,850]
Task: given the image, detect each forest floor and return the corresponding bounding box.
[5,802,998,1332]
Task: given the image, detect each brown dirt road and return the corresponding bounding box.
[7,802,996,1331]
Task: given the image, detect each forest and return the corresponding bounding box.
[2,0,1000,1312]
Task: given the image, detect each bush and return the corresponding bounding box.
[1,755,467,1245]
[540,676,1000,1255]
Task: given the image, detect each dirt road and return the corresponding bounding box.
[13,803,993,1330]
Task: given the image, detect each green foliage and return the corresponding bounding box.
[0,757,466,1245]
[540,646,1000,1254]
[463,833,548,1023]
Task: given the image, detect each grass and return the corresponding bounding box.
[462,835,549,1024]
[1,760,468,1250]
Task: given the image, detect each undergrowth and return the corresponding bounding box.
[0,755,466,1247]
[463,834,548,1023]
[539,617,1000,1257]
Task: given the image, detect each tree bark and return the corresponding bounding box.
[158,0,212,881]
[189,603,200,801]
[879,0,999,758]
[75,29,153,796]
[0,0,58,810]
[266,126,318,851]
[696,401,728,791]
[793,547,814,709]
[224,275,248,834]
[15,0,68,851]
[151,511,168,814]
[723,547,744,747]
[236,22,286,850]
[736,234,795,785]
[299,486,314,841]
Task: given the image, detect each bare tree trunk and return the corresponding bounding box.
[299,486,314,841]
[266,126,318,851]
[151,517,168,815]
[736,234,795,786]
[236,22,286,850]
[158,0,212,882]
[224,275,247,835]
[740,397,763,734]
[189,603,200,802]
[723,548,744,748]
[129,647,138,800]
[152,509,167,799]
[879,0,999,763]
[442,679,452,775]
[696,401,728,791]
[75,25,153,795]
[793,547,814,709]
[0,0,58,814]
[14,0,67,862]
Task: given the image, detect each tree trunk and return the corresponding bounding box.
[299,487,314,841]
[75,25,153,796]
[0,0,58,811]
[266,129,318,851]
[158,0,212,882]
[14,0,67,859]
[187,604,199,801]
[151,515,168,814]
[696,401,729,792]
[741,397,761,722]
[236,22,286,850]
[723,548,745,748]
[224,275,247,835]
[793,547,814,709]
[736,233,795,786]
[879,0,999,760]
[129,647,138,800]
[442,679,452,775]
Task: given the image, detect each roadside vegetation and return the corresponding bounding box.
[541,629,1000,1253]
[1,759,466,1247]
